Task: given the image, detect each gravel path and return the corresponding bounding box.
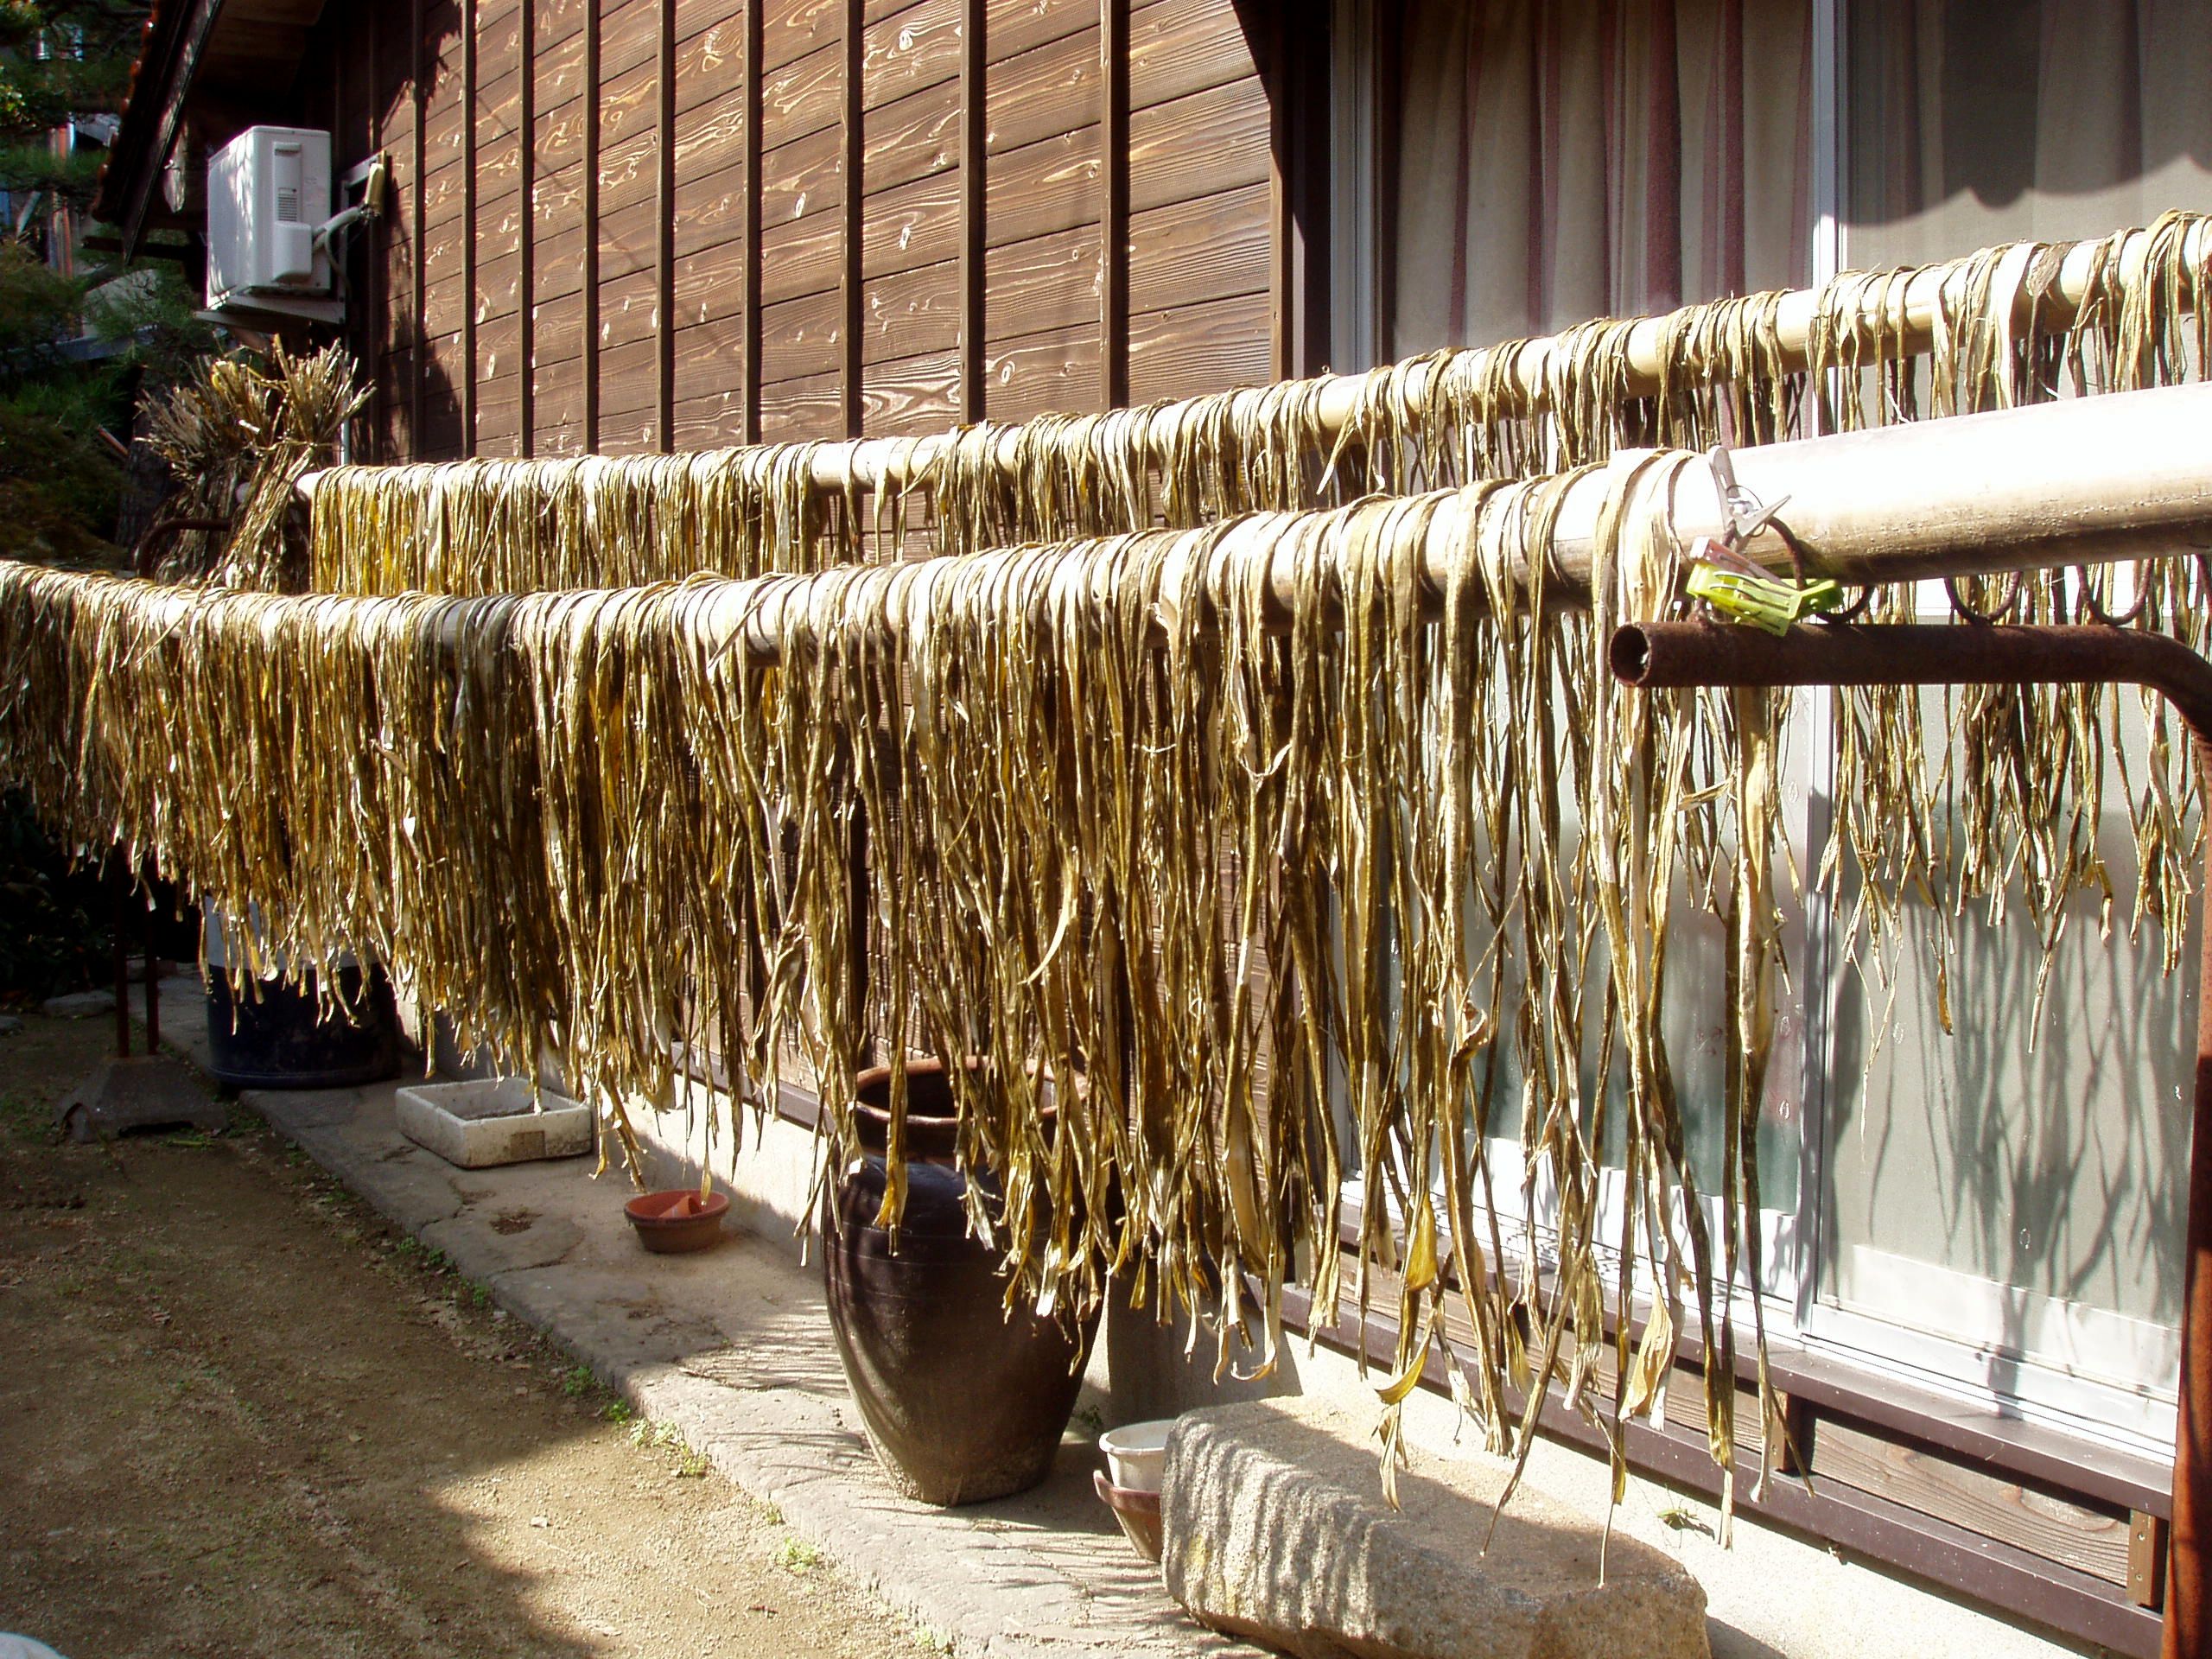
[0,1010,940,1659]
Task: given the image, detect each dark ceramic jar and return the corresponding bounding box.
[823,1058,1096,1505]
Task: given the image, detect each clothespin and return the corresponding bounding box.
[1684,443,1840,636]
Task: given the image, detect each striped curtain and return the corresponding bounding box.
[1393,0,1814,355]
[1844,0,2212,269]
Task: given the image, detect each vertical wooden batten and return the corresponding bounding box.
[365,3,384,457]
[1099,0,1128,410]
[331,46,351,446]
[518,0,537,455]
[839,0,865,440]
[582,0,601,450]
[655,0,677,453]
[410,0,427,451]
[1264,1,1289,380]
[957,0,983,423]
[741,0,763,443]
[1370,0,1400,365]
[461,0,479,455]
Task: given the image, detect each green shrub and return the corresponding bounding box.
[0,790,107,999]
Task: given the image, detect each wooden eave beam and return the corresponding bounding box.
[108,0,228,257]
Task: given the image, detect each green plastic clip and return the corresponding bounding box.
[1685,560,1844,637]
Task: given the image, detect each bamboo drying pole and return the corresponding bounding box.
[138,378,2212,658]
[295,219,2207,505]
[685,376,2212,663]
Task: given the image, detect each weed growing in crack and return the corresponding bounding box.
[625,1417,709,1476]
[777,1535,822,1573]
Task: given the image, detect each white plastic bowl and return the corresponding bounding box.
[1098,1419,1174,1494]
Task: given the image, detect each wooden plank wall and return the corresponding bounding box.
[300,0,1280,464]
[533,0,591,451]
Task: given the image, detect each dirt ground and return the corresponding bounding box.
[0,1009,938,1659]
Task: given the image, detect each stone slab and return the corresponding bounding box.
[41,989,116,1020]
[57,1054,228,1143]
[1161,1397,1709,1659]
[0,1014,21,1037]
[394,1077,594,1167]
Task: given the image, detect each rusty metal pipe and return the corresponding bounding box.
[109,857,130,1060]
[1609,620,2212,1659]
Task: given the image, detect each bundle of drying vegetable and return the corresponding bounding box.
[308,441,868,594]
[138,355,270,575]
[141,343,365,588]
[0,567,550,1050]
[0,457,1789,1523]
[299,217,2212,1000]
[305,215,2210,591]
[14,215,2210,1541]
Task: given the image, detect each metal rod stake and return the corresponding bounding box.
[1610,620,2212,1658]
[110,854,130,1060]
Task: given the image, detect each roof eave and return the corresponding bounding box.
[92,0,227,257]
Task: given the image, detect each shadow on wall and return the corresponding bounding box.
[1826,825,2193,1402]
[362,3,469,465]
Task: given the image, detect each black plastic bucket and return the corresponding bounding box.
[205,964,401,1090]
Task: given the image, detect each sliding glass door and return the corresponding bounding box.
[1335,0,2212,1453]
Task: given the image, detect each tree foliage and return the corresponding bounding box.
[0,2,147,207]
[0,3,226,561]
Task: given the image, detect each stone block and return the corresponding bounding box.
[57,1055,227,1143]
[1160,1396,1709,1659]
[41,989,116,1020]
[0,1014,21,1036]
[394,1077,594,1168]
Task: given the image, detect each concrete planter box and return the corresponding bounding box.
[395,1078,594,1168]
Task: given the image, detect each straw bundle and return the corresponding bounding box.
[143,344,365,588]
[0,460,1789,1522]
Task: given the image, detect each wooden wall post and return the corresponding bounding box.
[957,0,983,423]
[365,2,384,456]
[518,0,536,454]
[461,0,479,454]
[741,0,764,442]
[1099,0,1128,410]
[582,0,601,450]
[840,0,864,440]
[655,0,677,453]
[410,0,427,452]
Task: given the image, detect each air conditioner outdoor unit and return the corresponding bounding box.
[205,125,343,325]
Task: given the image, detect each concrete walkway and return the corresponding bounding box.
[146,984,2092,1659]
[160,1005,1240,1659]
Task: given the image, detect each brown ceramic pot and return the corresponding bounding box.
[823,1059,1097,1505]
[1092,1468,1164,1562]
[624,1188,729,1254]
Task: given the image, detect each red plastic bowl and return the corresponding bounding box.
[623,1188,730,1254]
